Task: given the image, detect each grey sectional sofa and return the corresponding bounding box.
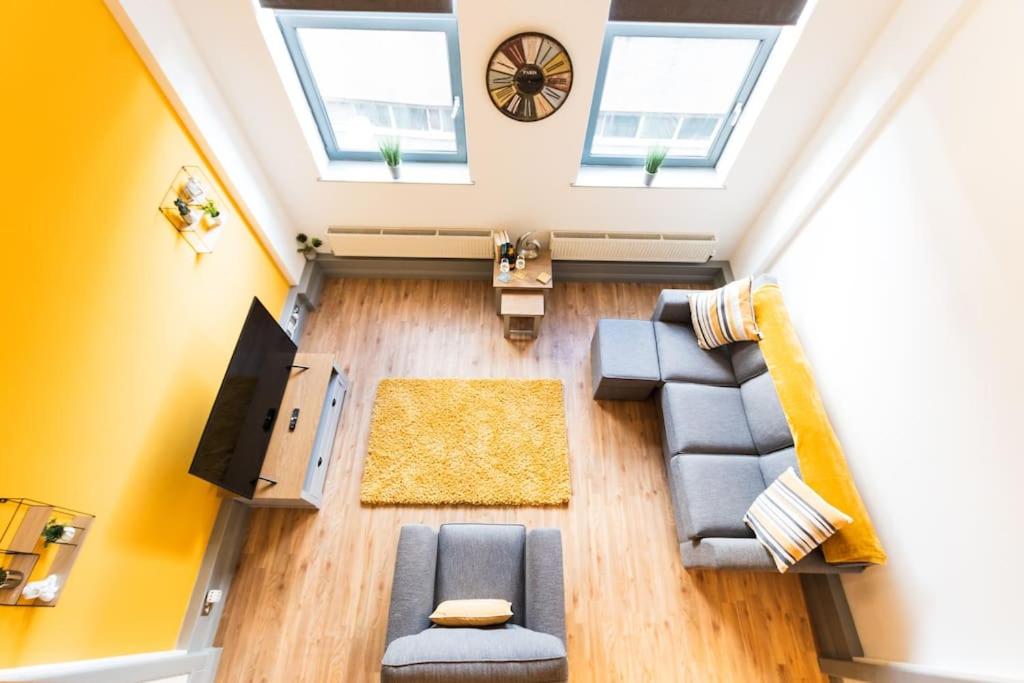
[592,284,865,574]
[382,523,568,682]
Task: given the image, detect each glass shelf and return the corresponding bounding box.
[158,165,227,254]
[0,498,94,607]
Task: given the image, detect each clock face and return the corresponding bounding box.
[487,32,573,122]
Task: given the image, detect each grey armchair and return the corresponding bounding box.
[381,523,568,683]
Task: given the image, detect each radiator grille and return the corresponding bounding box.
[550,231,717,263]
[326,227,494,259]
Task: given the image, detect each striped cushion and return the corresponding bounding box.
[689,277,761,349]
[744,468,853,572]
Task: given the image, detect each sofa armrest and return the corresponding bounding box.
[679,538,867,574]
[652,290,694,324]
[386,525,438,647]
[525,528,566,644]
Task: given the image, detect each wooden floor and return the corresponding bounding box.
[215,278,824,683]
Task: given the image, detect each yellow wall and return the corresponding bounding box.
[0,0,289,668]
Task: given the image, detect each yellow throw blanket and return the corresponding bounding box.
[753,283,887,566]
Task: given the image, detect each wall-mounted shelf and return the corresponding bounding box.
[159,165,227,254]
[0,498,94,607]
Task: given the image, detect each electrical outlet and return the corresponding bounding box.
[201,589,223,616]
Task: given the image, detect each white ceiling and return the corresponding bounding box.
[170,0,897,259]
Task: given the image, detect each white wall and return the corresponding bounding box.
[166,0,895,257]
[735,0,1024,678]
[106,0,306,283]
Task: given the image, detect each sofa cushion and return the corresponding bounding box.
[381,624,568,683]
[740,371,794,454]
[436,524,525,627]
[759,447,799,486]
[661,382,756,456]
[652,289,694,324]
[669,454,763,539]
[689,277,761,350]
[729,341,768,384]
[653,322,736,386]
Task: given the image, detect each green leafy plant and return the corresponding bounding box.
[200,199,220,218]
[644,145,669,175]
[296,233,323,256]
[173,197,190,216]
[42,520,66,546]
[378,136,401,168]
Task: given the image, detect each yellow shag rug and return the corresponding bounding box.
[360,378,571,506]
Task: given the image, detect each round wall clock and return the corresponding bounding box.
[487,32,573,122]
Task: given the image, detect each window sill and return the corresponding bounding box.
[572,165,726,189]
[317,161,473,185]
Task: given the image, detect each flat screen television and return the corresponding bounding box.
[188,297,297,498]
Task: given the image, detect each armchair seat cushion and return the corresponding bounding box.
[381,624,568,683]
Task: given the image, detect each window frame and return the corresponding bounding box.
[276,11,468,164]
[581,22,780,169]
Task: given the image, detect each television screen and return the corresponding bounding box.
[189,297,297,498]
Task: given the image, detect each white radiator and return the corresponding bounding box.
[550,231,717,263]
[327,227,494,259]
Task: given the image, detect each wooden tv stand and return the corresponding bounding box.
[246,352,347,510]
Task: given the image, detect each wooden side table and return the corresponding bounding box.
[501,292,545,340]
[492,249,553,314]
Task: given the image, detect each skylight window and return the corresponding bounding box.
[276,12,467,163]
[582,24,779,168]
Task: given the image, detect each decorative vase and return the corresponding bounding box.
[388,164,401,180]
[203,213,222,229]
[643,170,657,187]
[0,569,24,590]
[303,249,318,261]
[183,176,206,203]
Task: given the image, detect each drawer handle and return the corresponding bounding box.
[317,457,323,467]
[331,398,337,407]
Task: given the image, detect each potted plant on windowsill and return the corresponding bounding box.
[378,136,402,180]
[643,145,668,186]
[296,233,324,261]
[200,199,222,229]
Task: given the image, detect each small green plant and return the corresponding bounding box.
[378,136,401,168]
[200,199,220,218]
[644,145,669,175]
[296,233,323,257]
[173,197,190,216]
[42,520,66,546]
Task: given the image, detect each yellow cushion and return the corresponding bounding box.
[752,282,887,566]
[429,599,513,627]
[689,277,761,349]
